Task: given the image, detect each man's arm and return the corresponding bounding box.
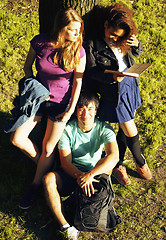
[77,141,119,197]
[92,141,119,175]
[59,148,83,179]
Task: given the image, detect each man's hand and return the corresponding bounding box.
[77,172,99,197]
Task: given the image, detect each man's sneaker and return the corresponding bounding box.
[113,165,131,185]
[18,183,38,209]
[136,163,152,180]
[62,226,79,240]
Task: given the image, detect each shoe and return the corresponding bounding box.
[18,183,38,209]
[113,165,131,185]
[136,163,152,180]
[62,226,79,240]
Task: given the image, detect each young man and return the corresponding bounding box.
[43,91,119,240]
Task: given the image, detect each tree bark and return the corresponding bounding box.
[39,0,101,33]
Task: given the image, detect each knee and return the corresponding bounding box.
[10,133,27,149]
[43,172,56,190]
[120,121,138,137]
[10,133,20,147]
[42,142,56,158]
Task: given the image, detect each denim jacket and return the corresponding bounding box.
[83,38,143,107]
[3,77,50,133]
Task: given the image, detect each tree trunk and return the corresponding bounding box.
[39,0,101,33]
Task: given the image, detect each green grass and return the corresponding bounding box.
[0,0,166,239]
[0,0,39,112]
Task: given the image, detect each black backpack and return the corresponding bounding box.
[73,173,121,232]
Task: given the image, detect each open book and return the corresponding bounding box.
[104,63,152,77]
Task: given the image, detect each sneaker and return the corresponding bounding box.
[62,226,79,240]
[136,163,152,180]
[18,183,38,209]
[113,165,131,185]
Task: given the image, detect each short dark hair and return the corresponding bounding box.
[77,90,100,110]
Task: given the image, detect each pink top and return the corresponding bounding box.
[31,34,86,104]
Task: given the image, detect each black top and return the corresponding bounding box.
[83,38,143,107]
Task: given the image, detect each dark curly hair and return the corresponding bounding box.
[85,2,137,53]
[106,2,137,53]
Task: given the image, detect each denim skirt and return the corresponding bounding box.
[97,76,142,124]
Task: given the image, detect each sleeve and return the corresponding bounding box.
[80,46,86,58]
[30,34,41,52]
[58,128,71,150]
[30,34,49,53]
[102,123,116,145]
[131,41,143,57]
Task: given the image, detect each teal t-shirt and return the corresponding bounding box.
[58,118,116,172]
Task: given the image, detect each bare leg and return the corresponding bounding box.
[43,171,68,227]
[10,115,42,164]
[120,119,138,137]
[32,118,66,186]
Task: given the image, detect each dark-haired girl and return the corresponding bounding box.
[84,2,152,185]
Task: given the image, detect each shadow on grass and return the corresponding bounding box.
[126,166,142,179]
[0,110,120,239]
[111,166,142,186]
[0,111,62,239]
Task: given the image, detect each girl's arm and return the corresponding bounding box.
[23,45,36,79]
[68,55,86,114]
[56,55,86,122]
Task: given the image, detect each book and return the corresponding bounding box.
[104,63,152,77]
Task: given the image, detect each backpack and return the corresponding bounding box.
[73,173,121,232]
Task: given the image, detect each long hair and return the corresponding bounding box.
[86,2,137,53]
[106,2,137,53]
[51,8,84,72]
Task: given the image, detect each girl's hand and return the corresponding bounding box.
[127,34,139,47]
[113,73,124,82]
[46,96,50,101]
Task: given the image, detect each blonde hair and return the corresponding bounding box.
[51,8,84,72]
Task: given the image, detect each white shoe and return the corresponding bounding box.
[66,226,79,240]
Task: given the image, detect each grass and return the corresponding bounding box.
[0,0,166,239]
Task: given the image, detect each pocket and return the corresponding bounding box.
[94,52,111,69]
[107,207,121,228]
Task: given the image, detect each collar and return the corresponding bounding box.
[92,38,117,60]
